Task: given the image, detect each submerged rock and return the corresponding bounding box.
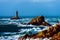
[28,16,51,26]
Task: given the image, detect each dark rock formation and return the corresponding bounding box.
[28,16,51,26]
[11,11,20,19]
[51,32,60,40]
[31,23,60,38]
[18,23,60,40]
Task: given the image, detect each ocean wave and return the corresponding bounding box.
[0,18,60,25]
[18,26,47,35]
[0,18,60,40]
[0,35,20,40]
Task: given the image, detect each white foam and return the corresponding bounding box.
[21,38,51,40]
[0,35,20,40]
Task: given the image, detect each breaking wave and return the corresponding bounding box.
[0,17,60,40]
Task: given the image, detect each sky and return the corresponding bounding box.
[0,0,60,16]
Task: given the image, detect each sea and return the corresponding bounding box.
[0,16,60,40]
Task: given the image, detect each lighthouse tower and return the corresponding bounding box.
[16,11,18,17]
[11,11,20,19]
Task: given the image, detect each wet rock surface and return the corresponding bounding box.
[18,23,60,40]
[28,16,51,26]
[31,23,60,38]
[51,32,60,40]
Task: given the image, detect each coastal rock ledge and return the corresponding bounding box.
[18,23,60,40]
[28,16,51,26]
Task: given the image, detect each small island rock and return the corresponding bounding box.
[28,16,51,26]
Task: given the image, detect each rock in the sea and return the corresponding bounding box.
[28,16,51,26]
[11,16,20,19]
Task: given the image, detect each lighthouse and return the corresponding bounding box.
[16,11,18,17]
[11,11,20,19]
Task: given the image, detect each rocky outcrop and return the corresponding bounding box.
[28,16,51,26]
[18,23,60,40]
[31,23,60,38]
[51,32,60,40]
[11,16,20,19]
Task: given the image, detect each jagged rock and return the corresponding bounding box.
[18,23,60,40]
[31,23,60,38]
[51,32,60,40]
[28,16,51,26]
